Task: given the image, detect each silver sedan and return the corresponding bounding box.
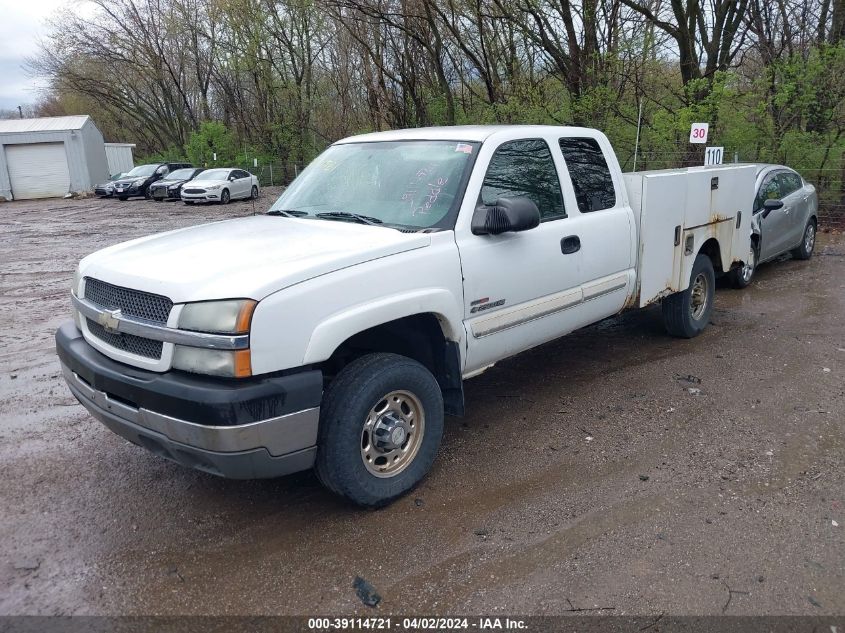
[731,164,818,287]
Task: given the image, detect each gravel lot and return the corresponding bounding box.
[1,192,843,616]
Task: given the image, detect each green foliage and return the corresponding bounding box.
[35,0,844,215]
[185,121,237,167]
[138,145,188,164]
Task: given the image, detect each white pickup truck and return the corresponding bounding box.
[57,125,756,506]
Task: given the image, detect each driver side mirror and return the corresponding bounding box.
[471,197,541,235]
[761,198,784,219]
[228,175,237,181]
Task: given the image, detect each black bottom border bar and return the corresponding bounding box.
[1,616,843,633]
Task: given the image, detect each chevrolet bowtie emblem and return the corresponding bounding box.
[97,308,122,333]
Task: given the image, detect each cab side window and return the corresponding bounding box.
[778,172,802,196]
[558,137,617,212]
[481,139,566,222]
[755,175,781,211]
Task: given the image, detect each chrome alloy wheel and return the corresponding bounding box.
[804,223,816,254]
[360,390,425,478]
[690,272,710,320]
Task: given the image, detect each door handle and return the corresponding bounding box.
[560,235,581,254]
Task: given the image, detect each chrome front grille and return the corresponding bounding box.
[86,319,164,359]
[82,278,173,361]
[84,278,172,324]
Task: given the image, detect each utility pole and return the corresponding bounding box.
[17,105,23,119]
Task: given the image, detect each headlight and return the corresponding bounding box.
[173,299,256,378]
[177,299,256,333]
[206,184,221,190]
[172,347,251,378]
[134,178,146,185]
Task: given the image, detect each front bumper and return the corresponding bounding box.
[181,191,220,202]
[56,321,323,479]
[113,184,142,197]
[150,186,181,200]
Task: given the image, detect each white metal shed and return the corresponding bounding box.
[0,115,109,200]
[104,142,136,176]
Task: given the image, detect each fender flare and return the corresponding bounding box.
[301,288,464,366]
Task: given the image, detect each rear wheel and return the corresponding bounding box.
[791,220,816,260]
[729,244,756,288]
[662,254,715,338]
[315,353,444,507]
[251,185,259,199]
[220,189,230,205]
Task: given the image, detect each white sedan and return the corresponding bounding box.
[181,168,260,204]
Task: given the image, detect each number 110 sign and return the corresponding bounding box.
[689,122,709,143]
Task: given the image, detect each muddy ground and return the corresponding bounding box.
[0,192,843,617]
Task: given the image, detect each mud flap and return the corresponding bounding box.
[440,340,465,417]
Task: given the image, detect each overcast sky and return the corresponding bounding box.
[0,0,69,110]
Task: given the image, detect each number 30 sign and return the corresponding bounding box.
[689,123,709,144]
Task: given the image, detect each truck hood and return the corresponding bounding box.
[80,216,431,303]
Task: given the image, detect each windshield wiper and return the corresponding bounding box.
[267,209,309,217]
[315,211,383,225]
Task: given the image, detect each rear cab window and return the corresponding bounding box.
[558,137,617,212]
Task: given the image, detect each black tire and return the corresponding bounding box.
[153,197,162,203]
[662,254,716,338]
[315,353,444,507]
[118,196,128,201]
[790,219,816,260]
[251,185,259,199]
[729,244,757,289]
[183,201,192,205]
[144,188,151,200]
[220,189,230,205]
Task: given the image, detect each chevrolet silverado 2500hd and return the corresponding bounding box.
[57,125,756,506]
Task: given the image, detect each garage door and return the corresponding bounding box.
[6,143,71,200]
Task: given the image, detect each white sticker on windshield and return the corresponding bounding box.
[455,143,473,154]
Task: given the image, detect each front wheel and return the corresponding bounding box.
[315,353,444,507]
[662,254,715,338]
[791,220,816,260]
[729,244,757,289]
[220,189,230,205]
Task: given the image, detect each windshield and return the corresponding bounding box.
[269,140,479,229]
[194,169,231,181]
[168,168,197,180]
[125,165,158,177]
